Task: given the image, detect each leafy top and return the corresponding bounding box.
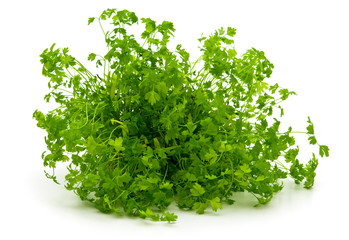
[33,8,329,222]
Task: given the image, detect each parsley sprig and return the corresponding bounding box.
[33,8,329,222]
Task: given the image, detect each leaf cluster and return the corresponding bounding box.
[33,8,329,222]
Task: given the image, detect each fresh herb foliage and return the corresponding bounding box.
[33,8,329,222]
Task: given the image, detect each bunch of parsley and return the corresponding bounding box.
[33,9,329,222]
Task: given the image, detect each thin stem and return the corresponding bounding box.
[70,66,88,82]
[190,56,203,74]
[56,88,73,94]
[71,102,89,130]
[98,17,111,76]
[65,68,74,78]
[111,190,126,203]
[75,59,94,78]
[91,103,101,130]
[98,17,106,39]
[102,125,120,144]
[274,159,289,171]
[162,164,169,181]
[224,159,234,197]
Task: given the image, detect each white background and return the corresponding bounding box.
[1,0,348,239]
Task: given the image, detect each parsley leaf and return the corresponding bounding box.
[33,8,330,223]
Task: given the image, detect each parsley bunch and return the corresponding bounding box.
[33,9,329,222]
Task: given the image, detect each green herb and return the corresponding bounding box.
[33,8,329,222]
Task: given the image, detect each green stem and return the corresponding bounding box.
[224,159,234,197]
[98,17,106,39]
[190,56,203,74]
[70,66,89,82]
[56,88,73,95]
[274,159,289,171]
[91,103,101,130]
[75,59,94,78]
[111,190,126,203]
